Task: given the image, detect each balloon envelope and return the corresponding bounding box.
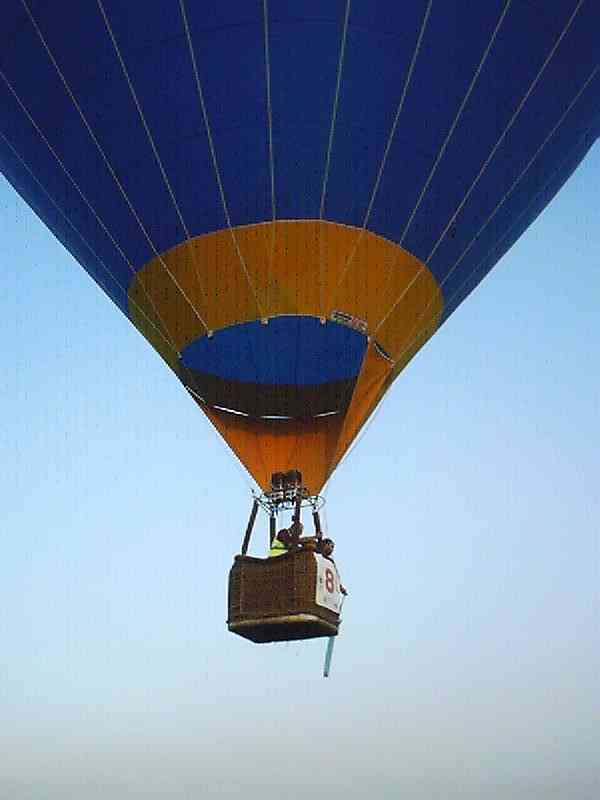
[1,1,599,492]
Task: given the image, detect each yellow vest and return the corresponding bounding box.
[269,536,287,558]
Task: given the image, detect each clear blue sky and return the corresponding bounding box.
[1,143,598,800]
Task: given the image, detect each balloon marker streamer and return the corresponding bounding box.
[323,636,336,678]
[323,595,345,678]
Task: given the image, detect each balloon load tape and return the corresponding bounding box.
[330,310,368,335]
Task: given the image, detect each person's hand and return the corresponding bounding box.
[340,585,348,596]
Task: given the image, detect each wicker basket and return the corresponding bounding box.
[228,548,340,643]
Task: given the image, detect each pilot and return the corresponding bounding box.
[268,527,290,558]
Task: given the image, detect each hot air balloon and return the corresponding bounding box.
[1,1,599,642]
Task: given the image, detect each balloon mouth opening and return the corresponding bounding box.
[180,314,367,419]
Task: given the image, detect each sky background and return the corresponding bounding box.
[1,141,598,799]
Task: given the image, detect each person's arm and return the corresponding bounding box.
[335,562,347,595]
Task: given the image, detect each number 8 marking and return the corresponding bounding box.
[325,568,335,594]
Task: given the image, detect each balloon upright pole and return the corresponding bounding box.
[293,493,302,524]
[312,509,323,541]
[241,498,259,555]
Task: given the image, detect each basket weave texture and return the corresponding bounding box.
[228,548,339,641]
